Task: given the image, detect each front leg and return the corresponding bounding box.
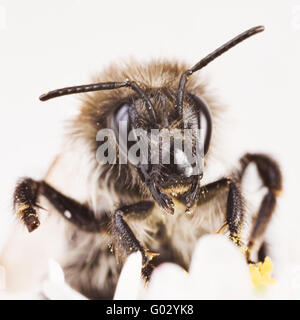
[112,201,156,279]
[226,180,245,246]
[13,178,109,233]
[196,178,245,248]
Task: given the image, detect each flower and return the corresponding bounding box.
[2,234,298,300]
[114,234,300,300]
[142,235,254,299]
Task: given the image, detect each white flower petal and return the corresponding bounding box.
[42,280,88,300]
[145,263,190,300]
[113,252,143,300]
[189,234,254,299]
[42,259,87,300]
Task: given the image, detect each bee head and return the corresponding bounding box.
[112,88,211,212]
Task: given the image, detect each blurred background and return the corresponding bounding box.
[0,0,299,295]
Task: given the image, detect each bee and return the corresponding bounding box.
[1,25,282,299]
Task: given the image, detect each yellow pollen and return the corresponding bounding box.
[249,257,275,289]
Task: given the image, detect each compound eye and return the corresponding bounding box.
[115,103,129,124]
[114,102,131,133]
[114,103,131,155]
[190,95,212,155]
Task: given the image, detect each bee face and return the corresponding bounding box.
[112,87,212,206]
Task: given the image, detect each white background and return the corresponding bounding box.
[0,0,300,292]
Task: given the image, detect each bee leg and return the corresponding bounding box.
[13,178,41,232]
[40,181,108,232]
[225,180,245,248]
[197,178,245,248]
[14,178,109,233]
[238,153,282,262]
[257,242,268,262]
[197,178,229,204]
[112,201,155,280]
